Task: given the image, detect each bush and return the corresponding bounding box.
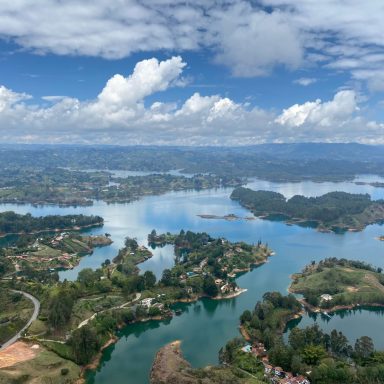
[61,368,69,375]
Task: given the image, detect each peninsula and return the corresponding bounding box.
[231,188,384,232]
[289,258,384,310]
[0,211,104,237]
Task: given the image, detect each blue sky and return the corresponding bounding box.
[0,0,383,145]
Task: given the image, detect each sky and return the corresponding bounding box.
[0,0,384,146]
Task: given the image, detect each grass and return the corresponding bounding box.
[291,266,384,308]
[0,291,34,344]
[0,348,80,383]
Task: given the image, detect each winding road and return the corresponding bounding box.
[0,290,40,350]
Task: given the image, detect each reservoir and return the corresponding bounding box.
[1,176,384,383]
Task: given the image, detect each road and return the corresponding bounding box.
[77,292,141,329]
[0,290,40,350]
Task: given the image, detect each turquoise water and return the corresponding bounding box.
[1,176,384,383]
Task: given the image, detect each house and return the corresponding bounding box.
[215,278,223,286]
[185,286,193,294]
[140,298,155,308]
[241,344,252,353]
[320,294,333,301]
[220,283,231,294]
[152,302,164,311]
[264,364,273,374]
[274,367,284,378]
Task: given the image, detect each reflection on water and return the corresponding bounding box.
[285,307,384,348]
[1,176,384,384]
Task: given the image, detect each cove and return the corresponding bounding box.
[1,176,384,383]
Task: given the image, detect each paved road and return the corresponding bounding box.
[0,290,40,350]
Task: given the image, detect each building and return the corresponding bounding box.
[320,294,333,301]
[140,298,155,308]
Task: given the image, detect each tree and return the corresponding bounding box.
[77,268,97,287]
[161,269,173,286]
[143,270,156,289]
[240,310,252,324]
[70,325,99,365]
[125,237,138,251]
[302,345,326,365]
[330,330,349,356]
[355,336,374,359]
[48,289,74,329]
[203,275,218,297]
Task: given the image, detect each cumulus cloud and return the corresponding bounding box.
[0,57,383,145]
[1,0,384,86]
[275,90,358,128]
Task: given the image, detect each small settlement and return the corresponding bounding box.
[241,343,310,384]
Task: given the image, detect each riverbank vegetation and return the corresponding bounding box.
[290,258,384,310]
[231,188,384,232]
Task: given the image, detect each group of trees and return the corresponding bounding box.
[231,188,382,225]
[0,211,103,234]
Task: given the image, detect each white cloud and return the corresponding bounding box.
[210,2,302,76]
[275,90,358,127]
[1,0,384,86]
[0,57,383,145]
[294,78,317,86]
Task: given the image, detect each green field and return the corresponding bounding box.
[291,262,384,309]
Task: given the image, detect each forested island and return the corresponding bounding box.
[0,212,103,236]
[231,188,384,232]
[290,258,384,310]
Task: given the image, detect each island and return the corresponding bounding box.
[230,188,384,232]
[289,258,384,310]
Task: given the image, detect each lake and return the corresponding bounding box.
[1,176,384,383]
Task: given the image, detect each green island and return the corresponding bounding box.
[290,258,384,310]
[231,188,384,232]
[0,230,271,383]
[0,211,103,237]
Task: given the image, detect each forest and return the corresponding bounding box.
[0,212,103,235]
[231,188,384,231]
